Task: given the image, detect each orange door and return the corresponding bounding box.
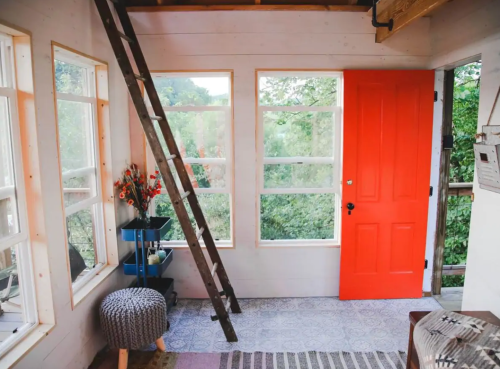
[339,70,434,300]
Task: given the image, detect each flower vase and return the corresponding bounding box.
[137,210,151,228]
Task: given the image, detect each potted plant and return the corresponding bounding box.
[114,163,162,228]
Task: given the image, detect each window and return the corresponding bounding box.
[53,46,107,293]
[147,72,233,246]
[0,32,38,357]
[257,71,342,246]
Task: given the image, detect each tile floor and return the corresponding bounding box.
[433,287,463,311]
[159,297,443,353]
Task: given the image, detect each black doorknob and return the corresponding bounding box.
[347,202,355,215]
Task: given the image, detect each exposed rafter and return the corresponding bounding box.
[126,4,370,11]
[125,0,372,12]
[373,0,449,43]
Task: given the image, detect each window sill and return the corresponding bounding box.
[158,241,235,249]
[1,323,54,368]
[258,240,340,248]
[72,264,119,308]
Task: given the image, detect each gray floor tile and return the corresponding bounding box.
[165,297,442,352]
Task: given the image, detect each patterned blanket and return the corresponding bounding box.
[414,310,500,369]
[126,350,407,369]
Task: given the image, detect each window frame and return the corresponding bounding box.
[0,31,38,358]
[52,44,110,296]
[146,70,235,248]
[256,70,343,247]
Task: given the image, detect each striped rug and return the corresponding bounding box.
[127,350,407,369]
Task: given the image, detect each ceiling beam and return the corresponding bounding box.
[126,4,371,11]
[374,0,448,43]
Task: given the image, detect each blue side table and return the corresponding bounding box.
[121,217,177,311]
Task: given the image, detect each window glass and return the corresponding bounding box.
[54,60,91,97]
[0,32,38,355]
[263,111,335,157]
[54,54,106,289]
[260,194,335,240]
[259,76,338,106]
[150,73,232,243]
[155,193,230,241]
[258,72,341,243]
[154,76,229,107]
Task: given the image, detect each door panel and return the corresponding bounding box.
[340,70,434,300]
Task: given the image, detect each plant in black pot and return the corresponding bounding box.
[114,163,162,228]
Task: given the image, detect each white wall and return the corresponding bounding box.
[0,1,133,368]
[429,0,500,316]
[129,11,434,298]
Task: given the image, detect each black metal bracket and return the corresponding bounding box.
[372,0,394,31]
[443,134,454,150]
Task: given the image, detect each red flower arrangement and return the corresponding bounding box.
[114,164,162,221]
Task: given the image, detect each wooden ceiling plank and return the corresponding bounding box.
[375,0,448,43]
[126,4,371,11]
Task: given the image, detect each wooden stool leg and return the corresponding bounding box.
[118,349,128,369]
[156,337,166,352]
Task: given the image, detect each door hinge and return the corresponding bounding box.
[443,134,454,150]
[430,186,433,197]
[425,259,428,269]
[434,91,438,102]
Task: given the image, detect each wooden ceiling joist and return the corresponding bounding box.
[126,4,370,11]
[374,0,448,43]
[126,0,372,11]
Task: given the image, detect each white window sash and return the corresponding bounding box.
[0,232,26,253]
[56,92,96,104]
[159,188,228,195]
[0,86,16,98]
[260,105,339,112]
[257,106,342,194]
[64,194,100,217]
[55,55,108,275]
[151,71,232,79]
[0,32,39,359]
[181,158,226,165]
[261,188,336,195]
[163,105,230,112]
[61,166,96,181]
[258,70,342,79]
[71,261,106,294]
[263,157,334,165]
[0,185,15,200]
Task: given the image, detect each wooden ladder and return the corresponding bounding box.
[94,0,241,342]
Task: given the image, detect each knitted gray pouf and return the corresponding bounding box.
[100,288,167,350]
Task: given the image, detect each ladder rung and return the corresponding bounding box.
[118,31,133,43]
[180,191,191,200]
[211,262,218,277]
[166,154,176,160]
[150,116,163,121]
[197,227,205,240]
[225,297,231,311]
[134,73,146,82]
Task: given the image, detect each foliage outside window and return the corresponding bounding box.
[0,32,38,357]
[443,61,481,287]
[148,73,233,245]
[257,72,342,245]
[53,48,107,292]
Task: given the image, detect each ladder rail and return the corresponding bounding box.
[113,3,241,315]
[93,0,238,342]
